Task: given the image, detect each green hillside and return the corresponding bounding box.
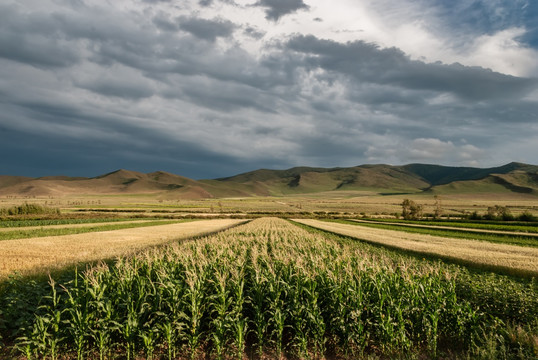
[215,163,538,196]
[1,163,537,198]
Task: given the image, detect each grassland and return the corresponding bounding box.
[2,189,537,219]
[1,218,536,359]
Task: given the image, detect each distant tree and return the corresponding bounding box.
[486,205,513,221]
[433,195,443,219]
[401,199,423,220]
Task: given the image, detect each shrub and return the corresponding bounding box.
[468,211,482,220]
[0,203,61,217]
[517,211,537,222]
[486,205,513,221]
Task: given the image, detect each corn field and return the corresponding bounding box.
[1,217,537,359]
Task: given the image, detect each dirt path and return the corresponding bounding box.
[0,219,158,233]
[294,219,538,276]
[351,219,538,237]
[0,219,246,278]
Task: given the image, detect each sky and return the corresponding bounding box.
[1,0,538,179]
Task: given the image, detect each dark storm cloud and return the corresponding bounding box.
[254,0,310,21]
[0,93,243,178]
[178,16,236,42]
[285,35,538,101]
[152,14,179,32]
[0,5,79,68]
[179,80,279,113]
[1,0,538,178]
[0,126,242,179]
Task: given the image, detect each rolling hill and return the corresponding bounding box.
[1,162,537,198]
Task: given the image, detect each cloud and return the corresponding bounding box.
[243,25,266,39]
[285,34,537,100]
[1,0,538,179]
[0,4,80,69]
[366,138,486,167]
[178,16,236,42]
[254,0,310,21]
[75,64,156,100]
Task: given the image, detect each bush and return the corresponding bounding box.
[486,205,513,221]
[517,211,537,222]
[0,203,60,216]
[468,211,482,220]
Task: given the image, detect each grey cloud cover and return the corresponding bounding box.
[0,0,537,178]
[254,0,310,21]
[285,35,537,101]
[178,16,236,42]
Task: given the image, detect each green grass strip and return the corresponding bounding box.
[365,218,538,233]
[332,220,538,248]
[0,218,147,228]
[0,220,191,241]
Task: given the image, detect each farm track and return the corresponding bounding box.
[0,219,158,233]
[351,219,538,237]
[0,219,246,279]
[294,219,538,277]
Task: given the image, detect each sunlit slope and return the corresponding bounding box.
[1,163,537,198]
[217,165,430,195]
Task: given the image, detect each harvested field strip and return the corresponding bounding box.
[353,219,538,237]
[0,220,184,241]
[346,220,538,247]
[294,219,538,277]
[0,219,246,279]
[0,219,156,233]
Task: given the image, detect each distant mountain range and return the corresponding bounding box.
[1,162,537,198]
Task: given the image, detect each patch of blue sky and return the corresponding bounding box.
[427,0,537,45]
[520,1,538,47]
